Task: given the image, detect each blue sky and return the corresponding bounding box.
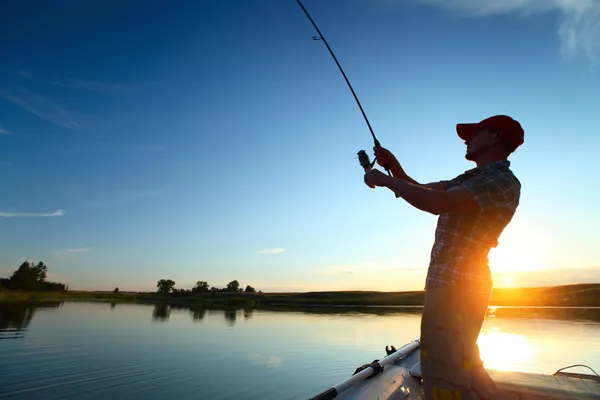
[1,0,599,292]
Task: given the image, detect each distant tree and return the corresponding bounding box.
[244,285,256,293]
[113,288,119,293]
[226,280,240,293]
[9,261,48,290]
[157,279,176,294]
[210,286,220,292]
[192,281,209,293]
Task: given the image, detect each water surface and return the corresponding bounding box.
[1,302,599,399]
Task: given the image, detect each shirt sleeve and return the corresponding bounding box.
[440,176,460,190]
[461,172,520,212]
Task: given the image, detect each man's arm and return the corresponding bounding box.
[374,146,447,191]
[382,176,478,215]
[386,162,447,191]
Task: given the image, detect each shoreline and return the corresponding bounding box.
[1,283,599,308]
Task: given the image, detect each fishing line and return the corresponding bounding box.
[296,0,394,181]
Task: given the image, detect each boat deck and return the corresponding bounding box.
[331,344,600,400]
[490,369,600,400]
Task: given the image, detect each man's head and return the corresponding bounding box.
[457,115,524,162]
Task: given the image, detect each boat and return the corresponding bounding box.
[309,339,600,400]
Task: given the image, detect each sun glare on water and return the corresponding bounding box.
[477,329,534,371]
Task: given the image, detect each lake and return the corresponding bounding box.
[1,302,599,399]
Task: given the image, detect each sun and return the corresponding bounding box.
[488,233,547,274]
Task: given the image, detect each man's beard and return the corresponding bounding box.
[465,144,492,161]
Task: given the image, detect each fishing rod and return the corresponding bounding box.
[296,0,397,190]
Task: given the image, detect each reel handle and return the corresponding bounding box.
[357,150,400,198]
[357,150,376,189]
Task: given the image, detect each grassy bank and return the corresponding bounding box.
[2,283,600,307]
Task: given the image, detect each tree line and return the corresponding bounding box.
[0,261,67,292]
[156,279,259,295]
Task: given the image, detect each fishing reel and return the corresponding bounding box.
[357,149,377,189]
[357,149,399,197]
[357,150,376,171]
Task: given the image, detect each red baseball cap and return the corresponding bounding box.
[456,115,524,152]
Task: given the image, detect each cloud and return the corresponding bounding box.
[314,265,362,275]
[16,68,134,93]
[313,261,411,276]
[54,248,91,260]
[0,126,14,135]
[0,209,65,218]
[0,88,81,129]
[257,248,286,255]
[66,248,90,253]
[415,0,600,62]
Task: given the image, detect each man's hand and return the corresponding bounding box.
[364,169,391,188]
[373,146,401,171]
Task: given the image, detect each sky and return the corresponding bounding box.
[1,0,599,292]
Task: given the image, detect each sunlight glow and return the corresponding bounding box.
[478,330,533,371]
[500,275,514,287]
[488,233,547,274]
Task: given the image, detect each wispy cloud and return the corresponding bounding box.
[0,209,65,218]
[54,248,91,260]
[0,125,14,135]
[313,261,382,276]
[66,248,90,253]
[312,261,420,276]
[0,88,81,129]
[314,265,361,276]
[16,68,134,93]
[415,0,600,62]
[257,248,286,255]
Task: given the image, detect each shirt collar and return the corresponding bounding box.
[464,160,510,175]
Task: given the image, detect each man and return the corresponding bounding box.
[364,115,524,400]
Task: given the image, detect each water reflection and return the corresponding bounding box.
[0,301,599,400]
[0,302,62,340]
[478,331,533,371]
[224,309,237,326]
[152,304,171,321]
[190,306,206,321]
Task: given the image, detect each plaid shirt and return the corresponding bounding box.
[425,160,521,294]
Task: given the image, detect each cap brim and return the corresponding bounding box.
[456,123,478,141]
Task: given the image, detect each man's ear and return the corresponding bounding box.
[490,129,502,144]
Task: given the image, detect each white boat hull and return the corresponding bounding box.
[310,340,600,400]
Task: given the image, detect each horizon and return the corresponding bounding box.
[1,0,599,293]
